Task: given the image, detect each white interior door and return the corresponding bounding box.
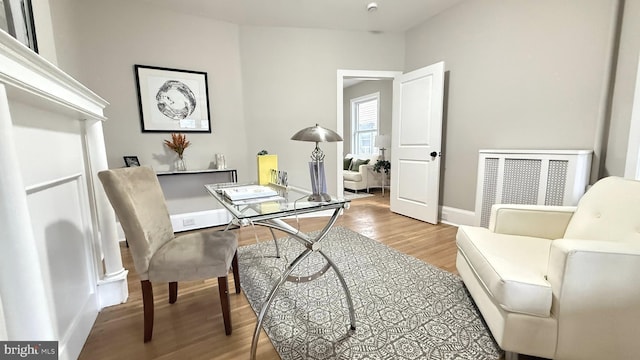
[390,62,445,224]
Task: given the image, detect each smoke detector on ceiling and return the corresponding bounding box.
[367,2,378,12]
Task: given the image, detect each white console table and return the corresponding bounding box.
[156,169,237,232]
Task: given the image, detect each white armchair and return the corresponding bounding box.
[456,176,640,360]
[343,153,380,192]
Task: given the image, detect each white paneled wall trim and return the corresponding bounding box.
[475,149,593,227]
[0,31,126,360]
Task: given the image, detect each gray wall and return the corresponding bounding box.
[342,80,393,159]
[45,0,640,213]
[605,0,640,177]
[238,26,404,192]
[49,0,252,178]
[405,0,618,211]
[47,1,405,193]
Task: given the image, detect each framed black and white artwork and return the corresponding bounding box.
[134,64,211,133]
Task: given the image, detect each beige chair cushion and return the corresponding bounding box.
[457,225,552,317]
[98,166,238,282]
[149,229,238,282]
[98,166,175,277]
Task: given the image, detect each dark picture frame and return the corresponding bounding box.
[123,156,140,167]
[134,64,211,133]
[1,0,38,53]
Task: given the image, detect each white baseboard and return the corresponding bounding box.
[116,209,233,241]
[97,269,129,308]
[169,209,232,232]
[439,206,475,226]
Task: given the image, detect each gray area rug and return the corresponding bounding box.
[343,191,374,200]
[238,226,502,360]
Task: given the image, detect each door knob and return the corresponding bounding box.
[430,151,438,157]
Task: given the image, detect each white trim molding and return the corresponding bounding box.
[625,54,640,180]
[0,31,123,359]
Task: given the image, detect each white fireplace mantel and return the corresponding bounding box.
[0,31,127,360]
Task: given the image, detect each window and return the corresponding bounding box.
[351,92,380,155]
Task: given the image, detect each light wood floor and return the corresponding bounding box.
[78,191,540,360]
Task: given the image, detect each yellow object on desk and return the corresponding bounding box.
[257,154,278,185]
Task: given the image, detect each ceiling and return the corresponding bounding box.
[136,0,464,33]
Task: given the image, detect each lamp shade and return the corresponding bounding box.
[291,124,343,143]
[374,134,390,149]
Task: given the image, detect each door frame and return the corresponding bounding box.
[336,70,402,195]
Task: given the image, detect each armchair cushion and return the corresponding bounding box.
[349,158,370,171]
[457,226,552,317]
[343,171,363,182]
[489,204,576,239]
[343,157,352,170]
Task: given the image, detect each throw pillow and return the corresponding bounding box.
[343,157,352,171]
[349,159,370,171]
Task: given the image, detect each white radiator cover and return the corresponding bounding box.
[475,149,593,227]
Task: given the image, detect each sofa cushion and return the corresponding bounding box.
[457,225,553,317]
[343,171,362,182]
[343,157,352,170]
[349,158,370,171]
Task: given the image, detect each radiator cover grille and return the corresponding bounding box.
[475,150,592,228]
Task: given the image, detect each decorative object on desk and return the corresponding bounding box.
[257,149,268,155]
[222,184,279,202]
[257,153,278,185]
[373,159,390,174]
[291,123,343,202]
[374,134,390,160]
[164,133,191,171]
[123,156,141,167]
[270,169,288,187]
[238,226,502,360]
[215,153,226,169]
[134,65,211,133]
[1,0,38,53]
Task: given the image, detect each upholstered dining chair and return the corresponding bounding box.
[98,166,240,342]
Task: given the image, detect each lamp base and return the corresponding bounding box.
[308,193,332,202]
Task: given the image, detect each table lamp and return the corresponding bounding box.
[291,124,343,202]
[374,134,390,160]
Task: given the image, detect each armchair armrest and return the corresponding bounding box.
[546,239,640,358]
[489,204,576,239]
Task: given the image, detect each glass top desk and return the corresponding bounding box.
[204,183,356,359]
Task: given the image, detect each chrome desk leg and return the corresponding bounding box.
[268,228,280,258]
[318,249,356,330]
[250,248,314,359]
[249,208,355,359]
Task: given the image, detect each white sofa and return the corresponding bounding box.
[343,153,380,192]
[456,176,640,359]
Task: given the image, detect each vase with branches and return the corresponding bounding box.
[164,133,191,171]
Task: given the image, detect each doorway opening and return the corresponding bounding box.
[335,70,402,198]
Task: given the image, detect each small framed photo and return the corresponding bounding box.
[123,156,140,167]
[134,64,211,133]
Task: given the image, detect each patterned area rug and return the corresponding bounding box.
[343,191,375,200]
[237,226,502,360]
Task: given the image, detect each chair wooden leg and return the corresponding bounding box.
[141,280,154,342]
[169,282,177,304]
[217,276,232,335]
[232,251,241,294]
